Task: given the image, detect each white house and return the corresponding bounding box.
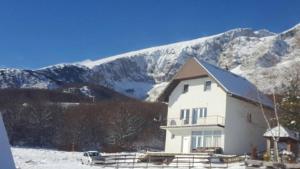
[158,57,273,155]
[0,113,16,169]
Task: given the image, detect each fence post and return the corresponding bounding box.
[146,155,149,169]
[192,155,194,168]
[132,153,135,169]
[188,156,191,169]
[116,156,119,169]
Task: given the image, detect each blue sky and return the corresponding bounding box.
[0,0,300,69]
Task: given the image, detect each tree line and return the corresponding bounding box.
[0,89,167,152]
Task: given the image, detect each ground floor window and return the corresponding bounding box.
[191,130,222,149]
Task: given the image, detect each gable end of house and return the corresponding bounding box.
[158,57,273,109]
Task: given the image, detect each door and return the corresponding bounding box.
[182,136,190,153]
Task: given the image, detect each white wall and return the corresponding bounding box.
[165,130,190,153]
[0,113,16,169]
[168,77,227,119]
[164,76,269,155]
[165,77,227,153]
[224,96,269,155]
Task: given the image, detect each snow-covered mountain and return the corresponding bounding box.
[1,23,300,100]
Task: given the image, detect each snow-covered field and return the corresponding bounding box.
[12,147,246,169]
[12,147,95,169]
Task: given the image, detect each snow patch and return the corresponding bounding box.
[113,81,154,99]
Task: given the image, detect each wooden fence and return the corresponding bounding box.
[95,153,246,169]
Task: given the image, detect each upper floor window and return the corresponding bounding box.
[180,109,190,124]
[204,81,212,91]
[247,112,252,123]
[183,84,189,93]
[192,107,207,124]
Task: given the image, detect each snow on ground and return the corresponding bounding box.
[12,147,246,169]
[12,147,95,169]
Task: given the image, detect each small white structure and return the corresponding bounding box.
[264,125,299,157]
[0,113,16,169]
[264,125,299,140]
[158,57,273,155]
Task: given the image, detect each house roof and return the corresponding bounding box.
[158,57,274,108]
[264,125,299,141]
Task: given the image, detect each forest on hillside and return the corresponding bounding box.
[0,88,167,152]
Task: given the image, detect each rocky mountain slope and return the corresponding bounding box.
[1,23,299,100]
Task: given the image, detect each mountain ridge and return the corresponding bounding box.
[1,23,299,100]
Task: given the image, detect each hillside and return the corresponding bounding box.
[1,23,300,100]
[1,88,167,151]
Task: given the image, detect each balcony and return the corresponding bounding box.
[160,116,225,129]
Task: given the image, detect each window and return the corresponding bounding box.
[192,108,208,124]
[192,109,198,124]
[180,110,184,120]
[247,112,252,123]
[183,84,189,93]
[191,131,203,149]
[204,81,212,91]
[185,110,190,124]
[198,108,207,118]
[199,108,203,118]
[192,130,222,149]
[191,135,203,150]
[191,136,197,149]
[203,108,207,117]
[180,109,190,124]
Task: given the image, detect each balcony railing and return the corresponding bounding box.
[161,116,225,128]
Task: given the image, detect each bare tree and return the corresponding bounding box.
[255,72,281,162]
